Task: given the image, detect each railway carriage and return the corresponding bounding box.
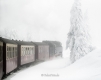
[50,41,63,57]
[0,40,3,80]
[0,37,18,77]
[0,37,63,80]
[15,41,35,67]
[32,42,49,61]
[43,41,55,58]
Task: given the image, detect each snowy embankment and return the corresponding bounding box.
[3,49,101,80]
[59,49,101,80]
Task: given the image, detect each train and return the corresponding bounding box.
[0,37,62,80]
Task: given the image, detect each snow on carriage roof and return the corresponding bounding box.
[43,41,56,46]
[49,41,62,47]
[0,37,17,44]
[14,40,35,46]
[32,42,49,46]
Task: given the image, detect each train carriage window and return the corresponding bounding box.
[22,47,23,56]
[11,47,12,58]
[14,47,16,57]
[21,47,24,56]
[21,47,23,56]
[6,46,8,59]
[31,47,33,54]
[8,51,9,59]
[24,47,25,55]
[7,46,9,59]
[32,47,33,54]
[9,47,11,58]
[14,47,17,57]
[29,47,30,55]
[25,47,26,55]
[8,47,9,59]
[15,47,16,57]
[10,47,12,58]
[30,47,32,54]
[13,47,15,57]
[8,47,10,59]
[13,47,14,57]
[27,47,29,55]
[12,47,13,58]
[31,47,32,54]
[29,47,30,54]
[7,46,9,51]
[26,47,28,55]
[25,48,27,55]
[23,47,25,56]
[11,47,13,58]
[16,47,17,56]
[28,47,30,55]
[23,47,24,56]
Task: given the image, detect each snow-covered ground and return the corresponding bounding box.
[3,49,101,80]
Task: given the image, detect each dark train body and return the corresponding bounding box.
[0,41,3,80]
[15,41,35,67]
[43,41,55,58]
[43,41,63,57]
[0,37,18,78]
[32,42,49,61]
[49,41,63,57]
[0,37,62,80]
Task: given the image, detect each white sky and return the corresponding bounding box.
[0,0,101,49]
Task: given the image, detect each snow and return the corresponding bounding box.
[66,0,93,63]
[3,49,101,80]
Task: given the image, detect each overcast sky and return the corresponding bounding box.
[0,0,101,49]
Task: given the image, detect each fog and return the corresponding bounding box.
[0,0,101,49]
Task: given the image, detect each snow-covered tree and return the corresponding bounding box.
[3,28,18,40]
[66,0,93,63]
[10,29,18,40]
